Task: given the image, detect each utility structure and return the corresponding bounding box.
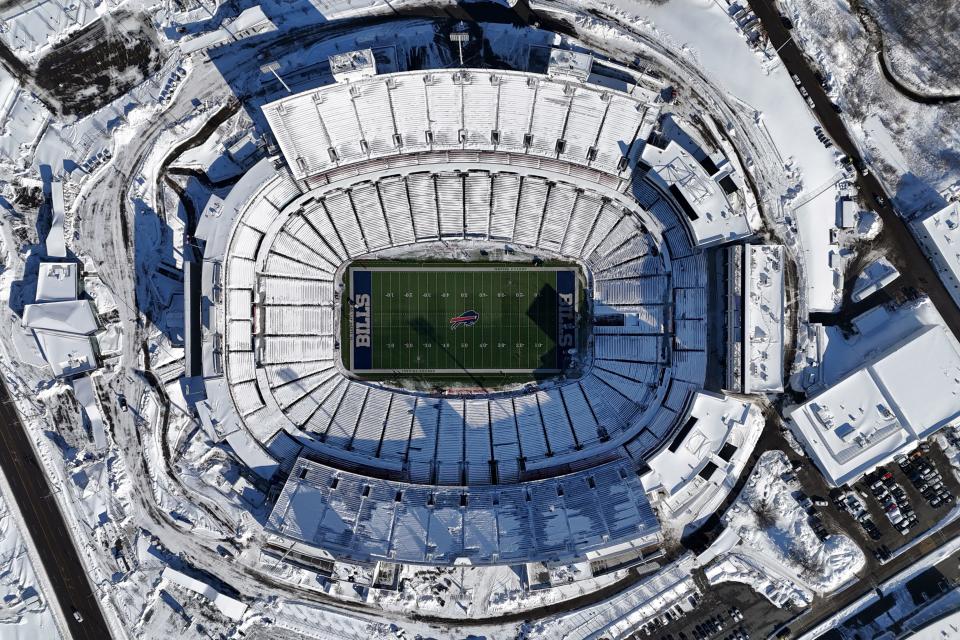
[450,28,469,66]
[259,61,290,93]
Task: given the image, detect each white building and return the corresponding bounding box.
[328,48,376,82]
[547,48,593,81]
[726,244,785,393]
[47,181,66,258]
[851,257,899,302]
[787,324,960,487]
[23,261,99,378]
[641,140,754,247]
[178,6,276,55]
[36,262,78,302]
[642,392,764,532]
[912,202,960,307]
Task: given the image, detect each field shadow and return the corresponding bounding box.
[525,282,565,382]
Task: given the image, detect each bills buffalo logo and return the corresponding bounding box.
[449,310,479,329]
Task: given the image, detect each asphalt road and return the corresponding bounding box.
[0,379,111,639]
[748,0,960,343]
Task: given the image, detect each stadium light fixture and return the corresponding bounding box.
[450,31,469,66]
[260,61,291,93]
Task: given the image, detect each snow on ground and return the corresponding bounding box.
[713,450,864,600]
[779,0,960,214]
[374,564,628,618]
[0,66,49,170]
[705,551,811,609]
[856,209,882,240]
[859,0,960,98]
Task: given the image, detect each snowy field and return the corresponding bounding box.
[779,0,960,214]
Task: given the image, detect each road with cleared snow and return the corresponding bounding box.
[0,378,111,639]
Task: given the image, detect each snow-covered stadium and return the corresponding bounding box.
[16,0,960,635]
[190,60,756,571]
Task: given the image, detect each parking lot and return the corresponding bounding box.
[780,434,960,564]
[844,441,960,556]
[661,425,960,640]
[633,580,795,640]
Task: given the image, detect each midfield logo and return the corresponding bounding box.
[449,310,479,329]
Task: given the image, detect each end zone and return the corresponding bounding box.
[350,269,373,370]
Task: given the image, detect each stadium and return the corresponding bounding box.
[190,48,766,575]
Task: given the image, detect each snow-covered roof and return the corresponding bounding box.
[46,181,66,258]
[905,601,960,638]
[788,324,960,486]
[223,429,278,480]
[33,331,98,378]
[641,140,753,247]
[195,158,291,262]
[912,202,960,307]
[743,245,784,393]
[23,296,99,378]
[869,325,960,438]
[328,48,376,82]
[268,456,661,566]
[644,392,752,494]
[262,68,660,181]
[547,48,593,81]
[851,257,899,302]
[73,374,106,451]
[161,567,248,621]
[36,262,78,302]
[840,199,858,228]
[178,6,275,55]
[23,299,98,334]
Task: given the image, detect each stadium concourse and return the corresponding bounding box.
[183,54,775,575]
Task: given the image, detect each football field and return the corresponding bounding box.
[348,265,577,374]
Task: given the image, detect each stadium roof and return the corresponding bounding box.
[268,456,661,566]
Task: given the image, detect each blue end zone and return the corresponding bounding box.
[556,270,576,369]
[352,270,373,370]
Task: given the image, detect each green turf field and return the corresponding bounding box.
[347,265,577,374]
